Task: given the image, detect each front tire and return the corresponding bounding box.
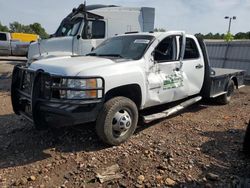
[96,97,138,146]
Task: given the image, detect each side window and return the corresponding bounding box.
[154,36,177,62]
[0,33,7,41]
[82,20,105,39]
[92,20,105,39]
[183,38,200,59]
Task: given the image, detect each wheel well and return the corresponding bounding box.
[105,84,142,108]
[231,77,238,88]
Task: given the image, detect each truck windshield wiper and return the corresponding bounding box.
[86,53,126,59]
[98,54,124,58]
[86,53,98,56]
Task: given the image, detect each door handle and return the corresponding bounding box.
[195,64,203,69]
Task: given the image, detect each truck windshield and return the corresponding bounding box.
[88,35,154,60]
[55,18,82,37]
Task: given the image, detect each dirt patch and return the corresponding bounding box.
[0,61,250,187]
[0,59,25,91]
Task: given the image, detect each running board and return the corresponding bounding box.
[143,96,202,123]
[210,91,227,98]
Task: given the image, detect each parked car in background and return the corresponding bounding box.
[0,32,39,56]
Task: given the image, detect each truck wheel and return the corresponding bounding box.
[217,80,235,105]
[96,97,138,146]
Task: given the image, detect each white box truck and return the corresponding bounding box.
[28,4,155,63]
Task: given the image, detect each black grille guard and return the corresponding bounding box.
[11,65,105,116]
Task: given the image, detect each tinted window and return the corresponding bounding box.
[92,21,105,39]
[82,20,105,39]
[154,36,177,62]
[89,35,154,60]
[183,38,199,59]
[0,33,7,41]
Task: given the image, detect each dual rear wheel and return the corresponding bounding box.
[217,80,235,105]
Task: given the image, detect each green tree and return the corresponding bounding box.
[9,21,33,33]
[9,21,49,39]
[204,32,214,39]
[195,33,204,39]
[9,21,23,32]
[29,23,49,39]
[234,32,250,40]
[195,32,225,40]
[213,33,222,39]
[224,32,234,42]
[0,22,9,32]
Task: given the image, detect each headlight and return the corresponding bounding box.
[59,79,98,99]
[67,79,87,89]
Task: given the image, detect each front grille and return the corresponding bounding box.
[51,78,61,99]
[15,66,104,103]
[39,73,52,100]
[20,70,52,100]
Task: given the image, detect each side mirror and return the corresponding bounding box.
[91,47,95,52]
[77,35,81,40]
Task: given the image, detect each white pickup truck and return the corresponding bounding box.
[0,32,30,56]
[11,31,245,145]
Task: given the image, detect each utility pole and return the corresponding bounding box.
[224,16,236,33]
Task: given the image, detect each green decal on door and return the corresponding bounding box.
[163,72,183,90]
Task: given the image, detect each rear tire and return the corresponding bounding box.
[217,80,235,105]
[96,97,138,146]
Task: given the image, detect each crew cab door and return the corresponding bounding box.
[146,33,189,106]
[145,33,205,107]
[180,36,205,95]
[0,33,11,55]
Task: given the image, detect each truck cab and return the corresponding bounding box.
[27,4,155,63]
[0,32,12,56]
[11,31,245,145]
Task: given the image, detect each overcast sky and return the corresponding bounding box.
[0,0,249,35]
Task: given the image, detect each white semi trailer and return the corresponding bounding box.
[28,4,155,63]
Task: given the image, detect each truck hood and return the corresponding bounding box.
[28,37,74,60]
[29,56,116,75]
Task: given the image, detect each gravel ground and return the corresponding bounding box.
[0,59,249,188]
